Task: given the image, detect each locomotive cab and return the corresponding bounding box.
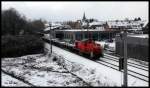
[74,39,103,59]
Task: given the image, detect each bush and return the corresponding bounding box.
[1,35,44,57]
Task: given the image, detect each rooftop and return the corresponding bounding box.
[128,34,149,38]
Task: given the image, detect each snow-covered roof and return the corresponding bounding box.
[82,22,88,26]
[44,26,60,31]
[44,22,62,27]
[107,20,145,27]
[44,27,50,31]
[128,34,149,38]
[44,22,65,31]
[89,21,105,26]
[55,29,107,32]
[51,22,62,26]
[44,23,49,27]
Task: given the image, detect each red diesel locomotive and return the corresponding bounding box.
[75,39,103,59]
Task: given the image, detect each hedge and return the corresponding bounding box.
[1,35,44,57]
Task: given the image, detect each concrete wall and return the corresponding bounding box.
[116,35,149,61]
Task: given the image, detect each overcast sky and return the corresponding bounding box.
[2,1,149,22]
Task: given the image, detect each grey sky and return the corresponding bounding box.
[2,1,149,22]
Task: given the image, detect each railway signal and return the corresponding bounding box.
[119,57,124,71]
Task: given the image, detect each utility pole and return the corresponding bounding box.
[49,22,52,55]
[123,30,128,87]
[87,20,89,39]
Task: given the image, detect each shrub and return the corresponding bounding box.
[1,35,44,57]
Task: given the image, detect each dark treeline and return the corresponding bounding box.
[1,8,46,57]
[2,8,46,35]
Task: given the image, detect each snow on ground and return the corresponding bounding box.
[1,54,88,87]
[44,43,148,86]
[1,72,30,87]
[53,52,116,86]
[1,42,148,87]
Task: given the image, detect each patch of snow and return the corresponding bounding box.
[1,54,88,87]
[1,72,30,87]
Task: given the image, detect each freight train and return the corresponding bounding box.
[42,38,103,59]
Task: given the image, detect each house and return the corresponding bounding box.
[106,20,146,32]
[89,21,106,31]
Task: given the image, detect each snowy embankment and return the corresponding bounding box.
[44,43,148,87]
[2,72,30,87]
[45,43,118,86]
[1,54,88,87]
[52,52,116,86]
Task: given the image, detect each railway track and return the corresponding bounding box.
[98,55,149,82]
[104,51,149,67]
[42,38,149,82]
[103,54,148,71]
